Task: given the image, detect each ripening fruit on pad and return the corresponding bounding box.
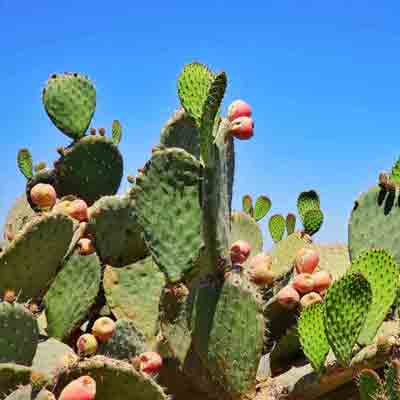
[277,285,300,309]
[30,183,57,209]
[292,273,315,294]
[230,240,251,265]
[295,247,319,274]
[68,199,89,222]
[229,116,254,140]
[92,317,116,343]
[137,352,163,375]
[59,375,96,400]
[248,253,274,286]
[312,270,333,294]
[76,334,98,357]
[227,100,252,121]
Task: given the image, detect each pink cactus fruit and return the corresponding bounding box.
[230,240,251,265]
[277,285,300,309]
[30,183,57,209]
[312,270,333,295]
[58,376,96,400]
[300,292,323,309]
[227,100,252,122]
[137,352,163,375]
[91,317,116,343]
[292,273,315,294]
[295,247,319,274]
[248,253,275,286]
[78,238,95,256]
[68,199,89,222]
[229,116,254,140]
[76,334,98,357]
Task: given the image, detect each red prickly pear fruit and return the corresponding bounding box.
[229,116,254,140]
[312,270,333,294]
[292,273,315,294]
[137,352,163,374]
[30,183,57,209]
[91,317,116,343]
[277,286,300,309]
[3,290,16,303]
[227,100,252,122]
[58,375,96,400]
[248,253,275,286]
[230,240,251,265]
[78,238,95,256]
[68,199,89,222]
[295,248,320,274]
[76,333,98,357]
[300,292,323,309]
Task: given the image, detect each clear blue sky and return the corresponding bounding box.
[1,1,400,249]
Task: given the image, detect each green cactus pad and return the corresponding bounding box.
[3,194,36,242]
[349,249,399,345]
[268,214,286,243]
[349,185,400,266]
[267,232,310,279]
[159,108,200,159]
[54,355,168,400]
[384,360,400,400]
[390,158,400,185]
[298,303,330,373]
[229,211,263,267]
[17,149,33,180]
[0,303,39,365]
[103,257,166,341]
[132,148,203,282]
[324,272,372,366]
[242,195,253,216]
[302,208,324,235]
[297,190,320,219]
[111,120,122,145]
[0,364,32,398]
[44,253,102,340]
[55,135,123,205]
[285,213,296,235]
[357,369,383,400]
[269,327,301,373]
[190,273,265,398]
[42,72,96,140]
[0,213,73,301]
[254,196,271,222]
[98,319,146,360]
[177,62,214,125]
[32,338,76,383]
[87,195,148,267]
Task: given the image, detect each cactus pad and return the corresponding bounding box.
[44,253,102,340]
[55,135,123,204]
[254,195,271,222]
[285,213,296,235]
[384,360,400,400]
[98,319,146,360]
[17,149,33,179]
[103,257,166,341]
[297,190,320,218]
[42,72,96,140]
[268,214,286,243]
[242,195,253,216]
[302,209,324,235]
[159,108,200,158]
[357,369,383,400]
[298,303,330,373]
[88,195,148,267]
[111,120,122,145]
[324,272,372,366]
[349,249,399,345]
[0,213,73,301]
[0,302,39,365]
[132,148,203,282]
[54,355,168,400]
[0,364,32,397]
[229,211,263,267]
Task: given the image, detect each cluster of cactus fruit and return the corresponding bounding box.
[1,62,400,400]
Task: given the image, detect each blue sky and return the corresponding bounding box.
[1,1,400,249]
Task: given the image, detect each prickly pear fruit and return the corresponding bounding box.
[293,273,315,294]
[136,352,163,375]
[277,285,300,309]
[3,289,16,303]
[30,183,57,209]
[91,316,116,343]
[312,270,333,294]
[76,333,98,357]
[58,375,96,400]
[295,248,319,274]
[300,292,323,309]
[78,238,95,256]
[248,253,274,285]
[68,199,89,222]
[229,116,254,140]
[227,100,252,121]
[230,240,251,265]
